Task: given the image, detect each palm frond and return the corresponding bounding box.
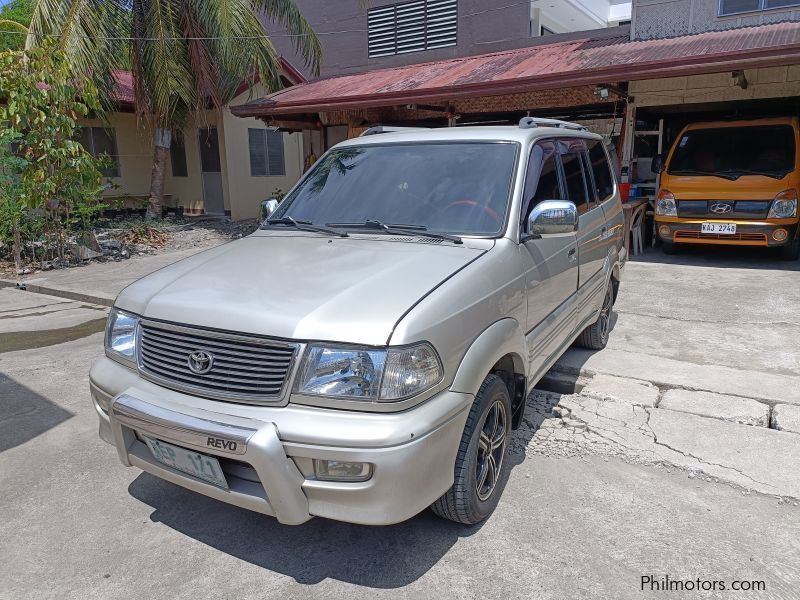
[256,0,321,76]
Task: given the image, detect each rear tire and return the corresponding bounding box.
[431,374,512,525]
[575,280,614,350]
[780,239,800,261]
[662,241,678,255]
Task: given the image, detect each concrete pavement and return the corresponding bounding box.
[1,287,798,599]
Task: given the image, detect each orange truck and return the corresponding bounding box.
[654,117,800,260]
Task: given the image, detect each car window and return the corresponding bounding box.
[521,141,562,225]
[559,149,591,213]
[586,139,615,202]
[273,142,519,236]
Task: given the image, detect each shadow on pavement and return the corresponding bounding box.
[631,244,800,271]
[128,472,484,588]
[0,373,74,452]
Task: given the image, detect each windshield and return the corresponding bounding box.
[270,142,518,236]
[668,125,796,179]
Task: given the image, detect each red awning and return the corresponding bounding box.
[232,21,800,117]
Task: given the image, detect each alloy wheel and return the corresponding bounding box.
[475,398,508,501]
[598,284,614,343]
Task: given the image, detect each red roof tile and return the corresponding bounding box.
[232,21,800,117]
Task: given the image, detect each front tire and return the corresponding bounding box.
[662,240,678,255]
[431,374,512,525]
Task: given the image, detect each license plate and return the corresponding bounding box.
[701,222,736,235]
[143,436,229,490]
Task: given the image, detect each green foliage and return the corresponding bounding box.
[0,41,108,265]
[0,0,33,52]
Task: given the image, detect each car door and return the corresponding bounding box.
[519,140,579,370]
[586,137,624,267]
[558,140,607,294]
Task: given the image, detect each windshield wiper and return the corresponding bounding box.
[669,169,738,181]
[264,216,348,238]
[327,220,463,245]
[719,168,788,180]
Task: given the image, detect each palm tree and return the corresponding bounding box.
[26,0,320,218]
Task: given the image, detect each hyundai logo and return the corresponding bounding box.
[710,202,733,214]
[188,350,214,374]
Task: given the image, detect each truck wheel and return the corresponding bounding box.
[431,374,512,525]
[662,241,678,255]
[780,239,800,261]
[575,281,614,350]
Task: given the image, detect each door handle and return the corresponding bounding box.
[568,247,577,263]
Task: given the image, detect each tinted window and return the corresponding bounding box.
[668,125,795,178]
[587,139,614,201]
[560,151,590,211]
[719,0,759,14]
[274,142,518,236]
[522,142,562,224]
[78,127,120,177]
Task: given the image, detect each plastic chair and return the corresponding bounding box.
[630,204,646,256]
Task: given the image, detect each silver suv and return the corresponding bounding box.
[91,118,625,526]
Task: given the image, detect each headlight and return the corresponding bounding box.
[296,343,443,402]
[768,189,798,218]
[105,308,139,365]
[655,189,677,216]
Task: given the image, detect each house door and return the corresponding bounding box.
[198,127,224,215]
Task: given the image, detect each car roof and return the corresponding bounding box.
[334,125,603,148]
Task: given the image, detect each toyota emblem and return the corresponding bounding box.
[188,350,214,374]
[710,202,733,214]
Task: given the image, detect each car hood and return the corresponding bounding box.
[115,232,487,346]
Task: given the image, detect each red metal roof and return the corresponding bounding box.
[112,58,306,110]
[232,21,800,117]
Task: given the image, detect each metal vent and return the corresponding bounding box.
[137,320,297,403]
[368,0,457,58]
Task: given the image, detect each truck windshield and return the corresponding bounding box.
[269,141,518,236]
[668,125,795,179]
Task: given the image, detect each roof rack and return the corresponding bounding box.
[360,125,430,137]
[518,117,587,131]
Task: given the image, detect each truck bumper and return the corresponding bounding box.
[656,219,799,247]
[90,357,472,525]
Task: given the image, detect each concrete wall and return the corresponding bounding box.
[79,92,304,221]
[632,0,800,39]
[224,84,304,221]
[630,65,800,106]
[268,1,627,77]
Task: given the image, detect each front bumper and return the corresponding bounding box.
[656,218,799,247]
[90,356,472,525]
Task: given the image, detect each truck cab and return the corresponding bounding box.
[654,117,800,260]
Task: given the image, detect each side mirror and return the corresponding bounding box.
[651,154,665,174]
[260,198,279,221]
[527,200,578,238]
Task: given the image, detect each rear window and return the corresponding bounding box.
[668,125,796,178]
[587,139,615,200]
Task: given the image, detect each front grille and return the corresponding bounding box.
[675,230,768,242]
[137,320,297,403]
[676,200,771,219]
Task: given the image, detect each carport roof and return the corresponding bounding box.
[232,21,800,118]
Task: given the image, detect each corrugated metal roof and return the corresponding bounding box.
[233,21,800,117]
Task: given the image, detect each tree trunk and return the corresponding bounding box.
[146,128,172,220]
[12,221,22,273]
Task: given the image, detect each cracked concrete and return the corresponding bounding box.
[517,384,800,501]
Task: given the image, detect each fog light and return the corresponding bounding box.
[313,459,372,482]
[658,225,671,238]
[773,228,788,242]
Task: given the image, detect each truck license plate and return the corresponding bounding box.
[143,436,229,489]
[701,222,736,235]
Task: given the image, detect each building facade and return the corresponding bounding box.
[633,0,800,39]
[269,0,631,77]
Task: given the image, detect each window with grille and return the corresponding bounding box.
[719,0,800,15]
[368,0,457,58]
[248,128,285,177]
[78,127,120,177]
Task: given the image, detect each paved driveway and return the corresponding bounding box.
[1,245,799,599]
